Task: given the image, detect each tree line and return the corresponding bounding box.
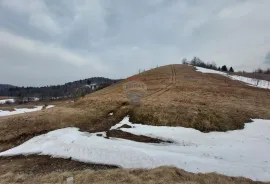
[0,77,121,100]
[182,57,235,72]
[253,68,270,74]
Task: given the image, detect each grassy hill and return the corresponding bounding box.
[1,64,270,183]
[1,64,270,151]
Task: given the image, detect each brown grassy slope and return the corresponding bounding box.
[1,166,267,184]
[80,64,270,131]
[129,65,270,131]
[1,64,270,151]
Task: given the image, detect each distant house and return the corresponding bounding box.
[90,83,99,90]
[83,83,99,90]
[23,97,39,102]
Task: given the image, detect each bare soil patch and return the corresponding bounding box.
[107,129,172,143]
[0,155,118,175]
[118,124,132,129]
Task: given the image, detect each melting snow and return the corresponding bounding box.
[0,105,55,116]
[195,66,270,89]
[46,105,55,109]
[0,99,15,104]
[0,117,270,181]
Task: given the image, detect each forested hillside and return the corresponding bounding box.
[0,77,121,99]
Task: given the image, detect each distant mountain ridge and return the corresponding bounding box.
[0,77,121,99]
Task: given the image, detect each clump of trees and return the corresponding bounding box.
[182,57,235,73]
[253,68,270,74]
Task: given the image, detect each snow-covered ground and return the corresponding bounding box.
[0,99,15,104]
[195,67,270,89]
[0,105,55,116]
[1,116,270,181]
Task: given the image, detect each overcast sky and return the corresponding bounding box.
[0,0,270,86]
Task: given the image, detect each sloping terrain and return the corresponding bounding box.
[1,165,267,184]
[1,64,270,150]
[1,64,270,183]
[1,117,269,181]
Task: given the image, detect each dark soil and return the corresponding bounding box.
[118,124,132,129]
[107,130,172,143]
[0,155,118,175]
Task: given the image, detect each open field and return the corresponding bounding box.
[1,64,270,183]
[0,161,268,184]
[1,64,270,149]
[0,96,12,100]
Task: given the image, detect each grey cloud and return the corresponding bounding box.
[265,52,270,64]
[0,0,270,86]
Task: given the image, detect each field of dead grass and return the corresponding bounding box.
[1,64,270,183]
[0,96,12,100]
[1,165,267,184]
[1,64,270,150]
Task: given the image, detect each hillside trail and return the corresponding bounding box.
[144,65,176,100]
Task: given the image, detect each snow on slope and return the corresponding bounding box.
[1,116,270,181]
[195,67,270,89]
[0,105,55,116]
[0,99,15,104]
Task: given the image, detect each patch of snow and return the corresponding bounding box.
[110,116,132,130]
[0,99,15,104]
[195,67,270,89]
[0,105,55,116]
[109,112,113,116]
[45,105,55,109]
[33,97,39,101]
[1,118,270,181]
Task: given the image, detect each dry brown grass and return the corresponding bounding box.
[1,64,270,183]
[0,103,130,151]
[1,64,270,150]
[0,96,12,100]
[129,65,270,132]
[0,166,267,184]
